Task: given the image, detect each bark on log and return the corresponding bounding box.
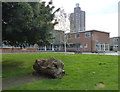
[33,57,65,79]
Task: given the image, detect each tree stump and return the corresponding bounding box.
[33,57,65,79]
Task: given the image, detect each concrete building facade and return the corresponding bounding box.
[70,3,85,32]
[39,30,65,51]
[51,30,65,51]
[110,36,120,51]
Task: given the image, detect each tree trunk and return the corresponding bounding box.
[33,57,65,79]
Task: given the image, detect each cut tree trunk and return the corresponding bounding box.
[33,57,65,79]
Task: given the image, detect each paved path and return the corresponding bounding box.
[2,73,51,90]
[82,52,120,55]
[0,51,119,55]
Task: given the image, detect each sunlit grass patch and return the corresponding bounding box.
[2,53,118,90]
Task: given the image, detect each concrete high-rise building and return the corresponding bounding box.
[70,3,85,32]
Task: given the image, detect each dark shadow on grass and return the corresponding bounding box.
[2,59,28,78]
[2,72,52,90]
[40,76,62,86]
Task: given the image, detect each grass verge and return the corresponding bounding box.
[2,53,118,90]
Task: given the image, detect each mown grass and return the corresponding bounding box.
[2,53,118,90]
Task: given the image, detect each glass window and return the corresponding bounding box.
[85,32,91,38]
[114,38,119,42]
[67,34,71,39]
[76,33,80,38]
[116,38,119,42]
[113,45,118,48]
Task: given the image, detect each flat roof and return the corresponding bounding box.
[110,36,120,38]
[66,30,110,34]
[53,30,65,33]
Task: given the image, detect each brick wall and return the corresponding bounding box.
[66,30,110,52]
[92,31,109,52]
[1,48,37,53]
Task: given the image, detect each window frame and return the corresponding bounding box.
[75,33,80,38]
[85,32,91,38]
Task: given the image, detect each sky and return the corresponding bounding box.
[43,0,119,37]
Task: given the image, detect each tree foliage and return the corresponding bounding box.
[2,1,59,48]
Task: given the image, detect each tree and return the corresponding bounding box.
[2,1,60,48]
[28,2,60,46]
[2,2,33,48]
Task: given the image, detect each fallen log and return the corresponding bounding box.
[33,57,65,79]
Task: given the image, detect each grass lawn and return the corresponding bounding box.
[2,53,118,90]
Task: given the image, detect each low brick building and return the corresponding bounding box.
[1,30,110,53]
[66,30,110,52]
